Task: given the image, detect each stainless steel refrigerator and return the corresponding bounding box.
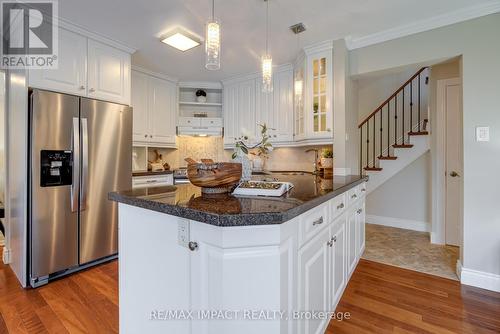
[28,89,132,287]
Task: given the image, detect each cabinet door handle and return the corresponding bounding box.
[144,134,148,138]
[361,188,366,192]
[327,240,333,247]
[89,88,95,93]
[337,203,344,210]
[150,135,153,138]
[357,209,363,214]
[312,217,324,226]
[188,241,198,251]
[351,194,357,199]
[333,236,337,243]
[79,85,85,90]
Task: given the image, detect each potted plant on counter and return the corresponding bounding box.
[232,124,273,181]
[320,148,333,168]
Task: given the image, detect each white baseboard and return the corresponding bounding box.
[430,232,445,245]
[366,214,430,232]
[456,260,462,280]
[460,264,500,293]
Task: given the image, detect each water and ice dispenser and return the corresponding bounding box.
[40,150,73,187]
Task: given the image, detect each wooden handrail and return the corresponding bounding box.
[358,67,428,128]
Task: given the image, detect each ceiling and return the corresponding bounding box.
[59,0,497,81]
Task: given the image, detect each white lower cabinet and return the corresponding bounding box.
[330,219,346,309]
[298,227,331,334]
[118,181,367,334]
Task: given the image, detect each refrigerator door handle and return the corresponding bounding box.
[71,118,80,212]
[81,118,89,211]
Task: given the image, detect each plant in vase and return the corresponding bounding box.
[232,124,273,181]
[320,148,333,168]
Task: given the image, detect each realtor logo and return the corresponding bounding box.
[1,0,58,69]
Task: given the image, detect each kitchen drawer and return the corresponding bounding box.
[330,193,347,220]
[132,174,173,189]
[347,186,360,206]
[358,182,367,197]
[299,202,330,247]
[200,118,223,127]
[178,117,201,127]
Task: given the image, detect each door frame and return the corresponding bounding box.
[432,77,463,247]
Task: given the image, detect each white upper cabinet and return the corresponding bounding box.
[88,39,131,105]
[149,76,177,146]
[131,70,177,148]
[29,29,87,96]
[131,71,149,142]
[28,27,132,105]
[223,66,294,148]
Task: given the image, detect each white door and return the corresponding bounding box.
[347,209,357,276]
[131,71,149,143]
[87,39,131,104]
[330,219,346,310]
[29,28,87,95]
[148,77,177,146]
[298,227,331,334]
[442,78,463,246]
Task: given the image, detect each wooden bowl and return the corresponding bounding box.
[187,162,242,193]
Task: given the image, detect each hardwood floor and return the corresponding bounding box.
[327,259,500,334]
[0,248,118,334]
[1,248,499,333]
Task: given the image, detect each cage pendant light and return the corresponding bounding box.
[262,0,273,93]
[205,0,221,70]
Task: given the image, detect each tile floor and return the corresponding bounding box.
[362,224,459,280]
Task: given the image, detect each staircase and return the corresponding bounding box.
[359,67,430,194]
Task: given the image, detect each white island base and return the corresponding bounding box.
[118,182,366,334]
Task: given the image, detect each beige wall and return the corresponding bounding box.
[350,13,500,276]
[367,151,431,224]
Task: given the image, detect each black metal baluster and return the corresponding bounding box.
[410,79,413,140]
[387,102,390,157]
[366,121,369,169]
[360,126,363,174]
[380,109,382,159]
[394,94,398,148]
[373,117,375,165]
[402,86,405,145]
[418,73,421,132]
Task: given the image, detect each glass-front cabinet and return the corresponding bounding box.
[307,50,332,139]
[293,44,333,143]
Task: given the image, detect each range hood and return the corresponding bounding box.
[177,126,223,137]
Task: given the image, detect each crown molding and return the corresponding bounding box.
[347,1,500,50]
[132,65,178,83]
[303,40,333,55]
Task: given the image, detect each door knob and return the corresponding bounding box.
[450,171,460,177]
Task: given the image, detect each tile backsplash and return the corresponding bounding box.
[142,137,331,172]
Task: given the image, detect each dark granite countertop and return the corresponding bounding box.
[109,173,368,227]
[132,170,173,177]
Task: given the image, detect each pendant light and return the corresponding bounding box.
[262,0,273,93]
[205,0,221,70]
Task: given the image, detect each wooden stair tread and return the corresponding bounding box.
[364,167,383,171]
[408,131,429,136]
[378,156,397,160]
[393,144,413,148]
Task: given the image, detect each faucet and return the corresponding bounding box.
[305,149,320,174]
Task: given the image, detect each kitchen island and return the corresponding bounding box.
[110,173,367,334]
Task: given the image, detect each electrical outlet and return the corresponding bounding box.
[476,126,490,142]
[178,219,190,247]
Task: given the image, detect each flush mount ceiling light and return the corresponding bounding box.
[205,0,221,70]
[261,0,272,93]
[161,28,201,52]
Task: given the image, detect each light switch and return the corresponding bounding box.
[476,127,490,142]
